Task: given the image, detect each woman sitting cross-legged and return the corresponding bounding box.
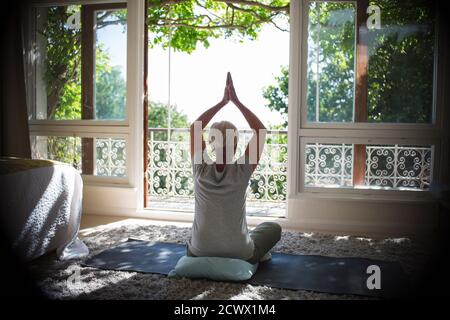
[187,72,282,265]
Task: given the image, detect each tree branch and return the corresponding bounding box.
[153,22,248,30]
[158,14,214,24]
[149,0,289,13]
[227,3,284,24]
[96,19,126,29]
[147,0,289,33]
[148,0,187,8]
[195,0,223,20]
[217,0,289,13]
[269,19,289,32]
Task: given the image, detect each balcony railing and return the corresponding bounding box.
[365,145,432,190]
[32,131,432,217]
[95,138,127,177]
[304,143,432,190]
[147,128,288,203]
[31,136,127,177]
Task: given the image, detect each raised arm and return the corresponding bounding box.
[190,86,229,160]
[227,73,266,170]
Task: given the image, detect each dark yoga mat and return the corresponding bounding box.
[83,239,409,298]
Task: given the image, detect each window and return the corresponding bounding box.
[307,1,356,122]
[300,0,438,193]
[94,8,127,120]
[27,2,129,181]
[32,5,83,120]
[366,0,435,123]
[304,142,432,190]
[30,135,127,177]
[306,0,435,124]
[145,5,289,214]
[30,4,127,121]
[305,143,353,187]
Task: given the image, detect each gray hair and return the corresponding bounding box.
[208,121,239,152]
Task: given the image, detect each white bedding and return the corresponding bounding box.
[0,161,88,261]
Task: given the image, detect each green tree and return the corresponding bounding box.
[148,102,189,128]
[263,66,288,128]
[306,1,355,123]
[43,5,82,120]
[95,48,126,120]
[147,0,289,53]
[148,102,190,141]
[95,66,126,119]
[263,0,435,125]
[41,1,289,119]
[366,0,434,123]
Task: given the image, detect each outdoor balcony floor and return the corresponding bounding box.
[147,196,286,217]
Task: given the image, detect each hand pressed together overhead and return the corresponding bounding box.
[190,72,266,169]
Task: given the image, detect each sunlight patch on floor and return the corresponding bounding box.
[80,215,192,236]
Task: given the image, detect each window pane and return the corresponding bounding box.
[94,9,127,120]
[305,143,354,187]
[304,142,432,191]
[367,0,435,123]
[31,136,82,167]
[307,2,356,123]
[33,5,82,120]
[30,135,127,177]
[30,5,127,121]
[94,138,127,176]
[365,144,432,190]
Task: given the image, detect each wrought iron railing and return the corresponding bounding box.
[95,138,126,177]
[305,143,353,187]
[147,128,288,202]
[31,136,127,177]
[304,143,432,190]
[365,145,432,190]
[32,134,432,193]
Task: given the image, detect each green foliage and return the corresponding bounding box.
[367,0,434,123]
[148,101,189,128]
[45,136,81,170]
[307,1,355,122]
[53,75,81,120]
[42,1,290,123]
[41,5,82,119]
[148,102,190,141]
[148,0,289,53]
[263,0,435,125]
[95,47,126,120]
[43,7,128,121]
[263,66,289,128]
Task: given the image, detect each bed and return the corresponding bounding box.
[0,157,89,261]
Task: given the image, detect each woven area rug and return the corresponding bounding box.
[29,220,433,300]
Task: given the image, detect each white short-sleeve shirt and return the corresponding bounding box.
[188,151,255,260]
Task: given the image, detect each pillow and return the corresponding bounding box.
[168,256,258,281]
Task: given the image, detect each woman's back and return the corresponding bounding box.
[188,153,255,260]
